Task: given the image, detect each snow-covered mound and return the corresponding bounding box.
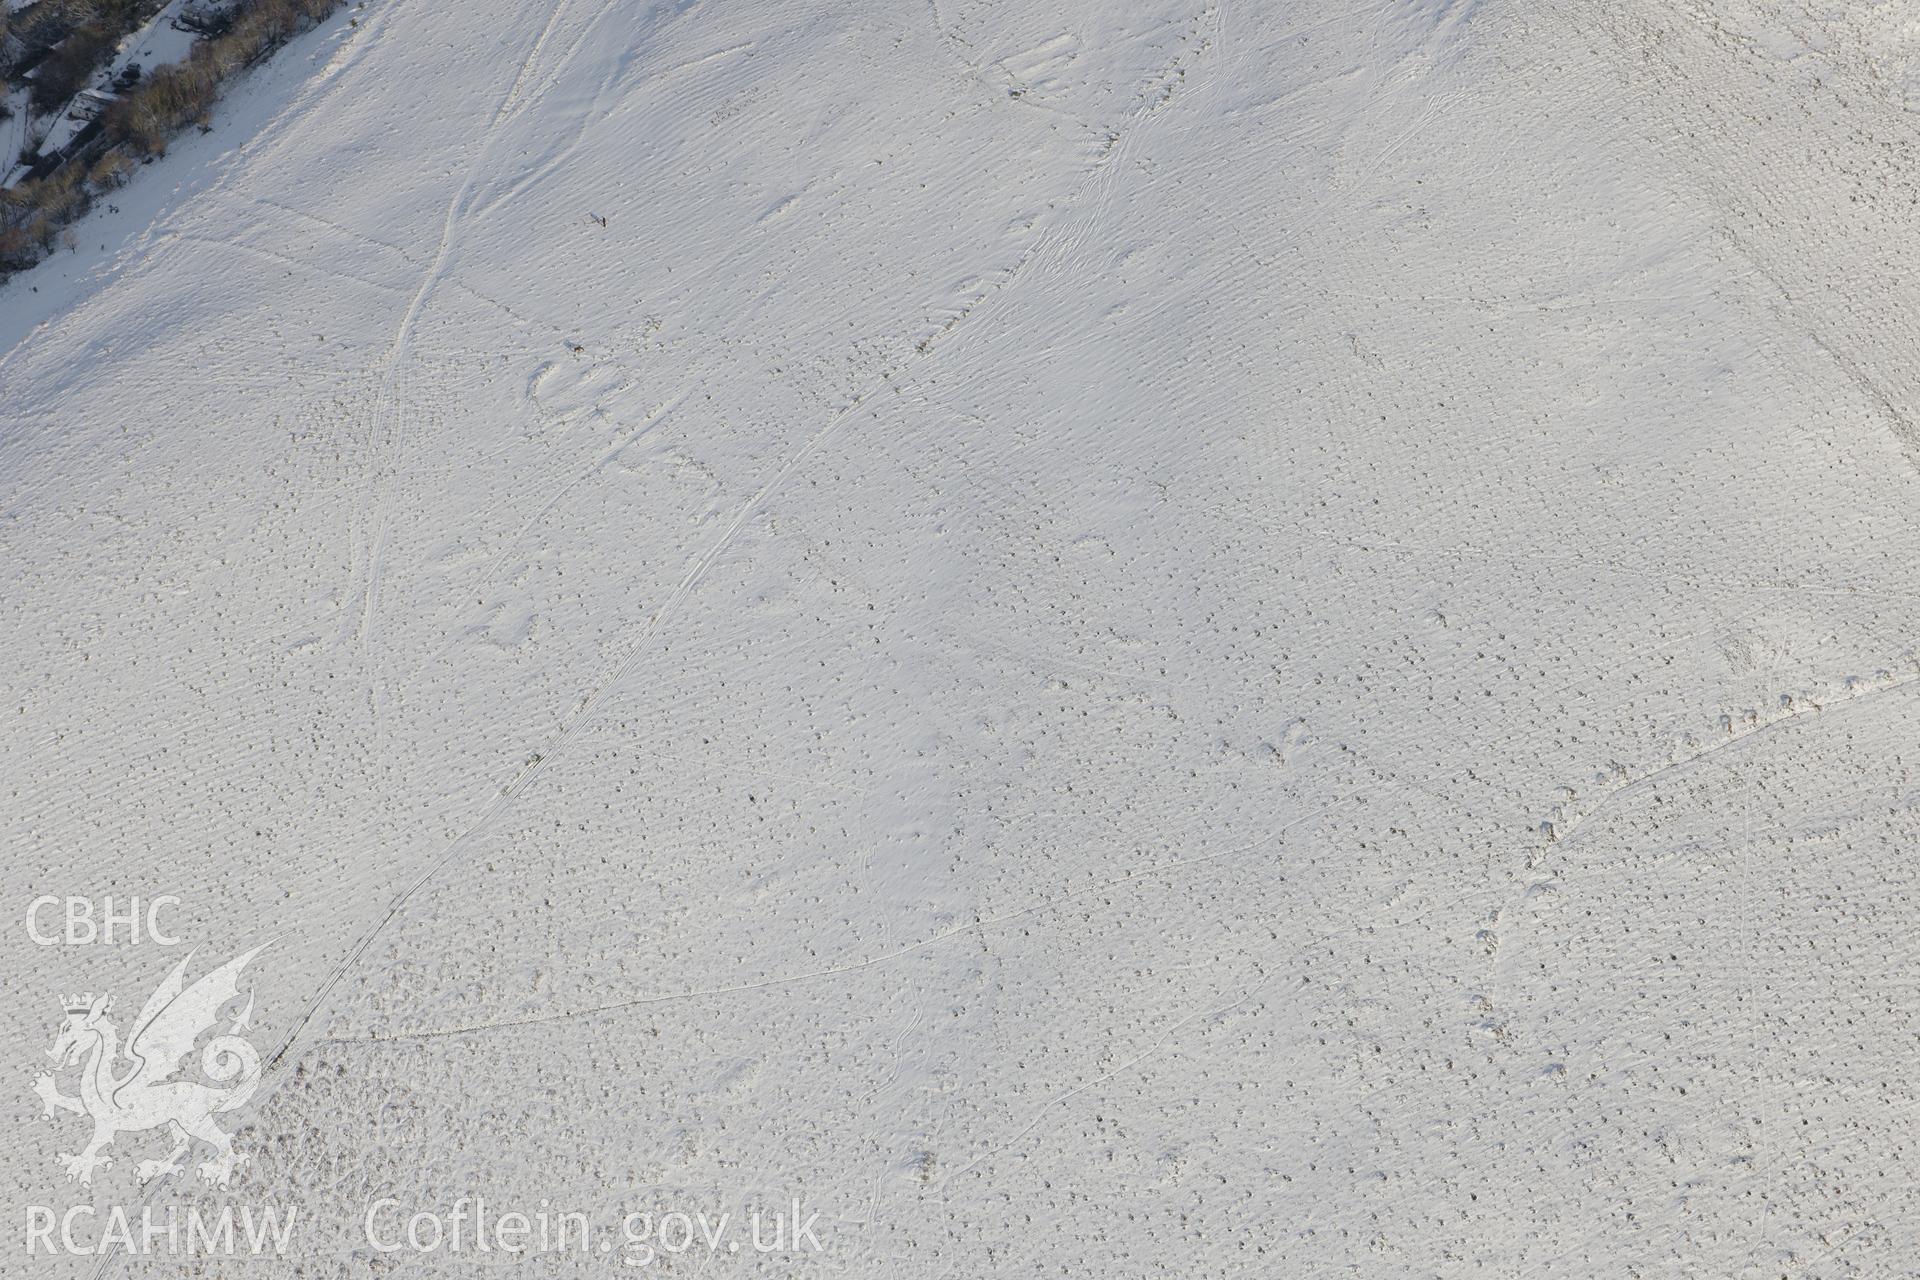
[6,0,1920,1274]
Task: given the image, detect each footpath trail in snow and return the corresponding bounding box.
[7,0,1920,1275]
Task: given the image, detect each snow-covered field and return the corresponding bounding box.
[6,0,1920,1274]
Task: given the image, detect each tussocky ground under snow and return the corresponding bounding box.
[7,0,1920,1274]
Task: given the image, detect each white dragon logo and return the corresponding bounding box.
[32,945,267,1188]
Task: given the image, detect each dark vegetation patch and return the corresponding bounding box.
[1,0,346,279]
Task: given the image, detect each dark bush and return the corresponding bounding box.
[88,149,133,190]
[105,60,218,154]
[0,225,35,272]
[30,21,118,113]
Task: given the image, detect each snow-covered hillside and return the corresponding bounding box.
[6,0,1920,1274]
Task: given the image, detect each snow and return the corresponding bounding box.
[0,84,31,175]
[120,3,200,75]
[6,0,1920,1274]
